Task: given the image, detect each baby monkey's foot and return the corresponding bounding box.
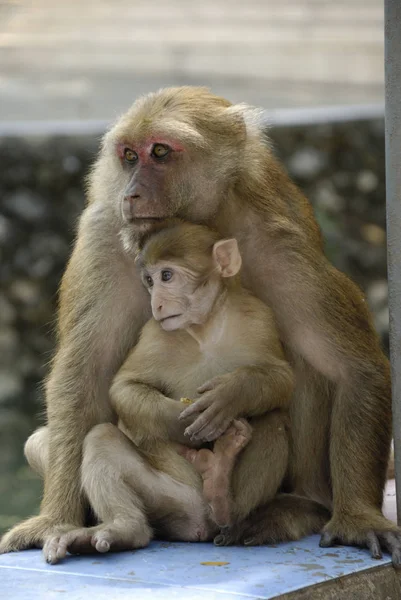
[213,418,252,456]
[182,419,252,527]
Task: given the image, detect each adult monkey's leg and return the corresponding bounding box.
[24,427,49,479]
[0,204,150,555]
[216,494,331,547]
[242,231,399,565]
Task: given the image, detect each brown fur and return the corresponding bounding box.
[21,223,295,561]
[1,86,398,566]
[108,224,293,538]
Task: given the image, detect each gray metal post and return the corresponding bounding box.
[385,0,401,524]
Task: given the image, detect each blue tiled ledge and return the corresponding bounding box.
[0,535,392,600]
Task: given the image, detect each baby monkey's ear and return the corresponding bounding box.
[212,239,242,278]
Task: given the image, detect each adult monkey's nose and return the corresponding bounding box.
[122,195,139,222]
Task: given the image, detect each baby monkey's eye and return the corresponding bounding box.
[145,275,153,287]
[152,144,170,159]
[161,270,173,282]
[124,148,138,163]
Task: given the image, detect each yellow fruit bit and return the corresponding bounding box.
[180,397,194,405]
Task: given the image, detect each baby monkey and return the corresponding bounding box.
[130,221,294,531]
[26,222,294,561]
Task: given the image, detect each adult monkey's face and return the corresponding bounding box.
[89,87,251,248]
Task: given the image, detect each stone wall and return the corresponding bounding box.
[0,118,388,531]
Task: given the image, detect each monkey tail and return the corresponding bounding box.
[214,494,331,546]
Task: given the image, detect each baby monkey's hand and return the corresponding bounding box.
[179,375,238,442]
[164,399,203,448]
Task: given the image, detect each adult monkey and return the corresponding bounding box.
[0,87,398,564]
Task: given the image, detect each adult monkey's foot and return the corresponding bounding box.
[183,419,252,527]
[214,494,330,547]
[0,515,78,555]
[320,512,401,568]
[44,520,153,564]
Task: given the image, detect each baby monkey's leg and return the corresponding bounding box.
[181,419,252,527]
[45,424,153,563]
[229,410,289,524]
[51,423,214,563]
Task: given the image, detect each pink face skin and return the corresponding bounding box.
[116,138,186,224]
[116,139,185,162]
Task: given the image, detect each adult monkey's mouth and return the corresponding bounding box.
[132,216,170,222]
[160,314,182,323]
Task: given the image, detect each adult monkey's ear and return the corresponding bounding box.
[212,239,242,278]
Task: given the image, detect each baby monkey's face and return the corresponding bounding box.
[141,262,220,331]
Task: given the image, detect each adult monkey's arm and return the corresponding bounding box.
[225,211,399,563]
[0,204,149,561]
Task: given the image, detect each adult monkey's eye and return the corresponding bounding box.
[161,270,173,282]
[152,144,170,159]
[145,275,153,287]
[124,148,138,163]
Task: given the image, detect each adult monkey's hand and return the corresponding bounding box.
[1,86,399,567]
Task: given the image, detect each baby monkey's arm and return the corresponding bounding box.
[110,337,197,447]
[180,359,293,442]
